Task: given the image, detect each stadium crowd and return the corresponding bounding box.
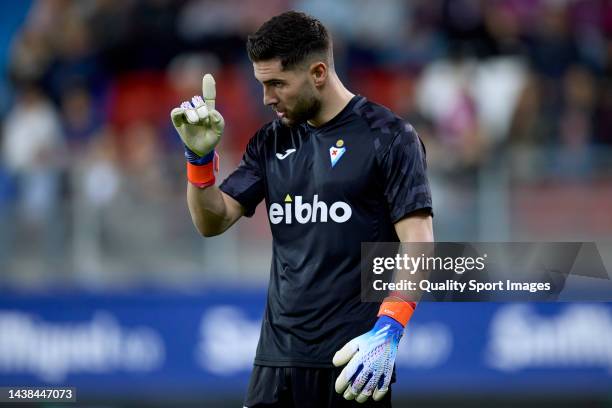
[1,0,611,285]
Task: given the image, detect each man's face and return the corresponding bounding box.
[253,59,321,126]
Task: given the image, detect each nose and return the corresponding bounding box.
[263,86,279,106]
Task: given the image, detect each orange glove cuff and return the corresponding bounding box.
[377,296,416,327]
[187,152,219,188]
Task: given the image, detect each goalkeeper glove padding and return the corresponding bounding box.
[171,74,224,188]
[333,298,415,403]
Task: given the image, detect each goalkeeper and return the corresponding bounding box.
[171,11,433,408]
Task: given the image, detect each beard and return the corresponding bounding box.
[280,86,321,127]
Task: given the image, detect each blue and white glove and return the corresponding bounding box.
[333,316,403,403]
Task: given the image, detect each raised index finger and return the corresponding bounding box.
[202,73,216,110]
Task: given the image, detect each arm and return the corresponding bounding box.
[376,209,434,322]
[394,209,434,243]
[334,121,434,403]
[332,211,434,403]
[186,183,244,237]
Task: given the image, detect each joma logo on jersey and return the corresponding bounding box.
[269,194,352,224]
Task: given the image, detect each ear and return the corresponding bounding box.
[309,62,328,87]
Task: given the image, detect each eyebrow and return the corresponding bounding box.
[261,79,285,85]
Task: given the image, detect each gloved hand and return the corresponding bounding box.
[171,74,225,187]
[333,316,403,403]
[171,73,225,158]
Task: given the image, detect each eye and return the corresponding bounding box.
[271,81,284,88]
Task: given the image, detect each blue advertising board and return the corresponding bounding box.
[0,290,610,399]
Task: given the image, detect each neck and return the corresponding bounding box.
[307,73,354,127]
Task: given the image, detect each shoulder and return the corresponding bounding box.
[352,97,422,160]
[352,97,406,134]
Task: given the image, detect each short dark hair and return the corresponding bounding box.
[246,11,331,70]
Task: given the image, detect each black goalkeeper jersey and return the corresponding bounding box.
[219,95,432,367]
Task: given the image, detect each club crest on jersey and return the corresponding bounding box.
[329,139,346,167]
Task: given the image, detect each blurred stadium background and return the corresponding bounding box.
[0,0,611,406]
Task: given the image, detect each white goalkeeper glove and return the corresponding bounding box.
[170,74,225,187]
